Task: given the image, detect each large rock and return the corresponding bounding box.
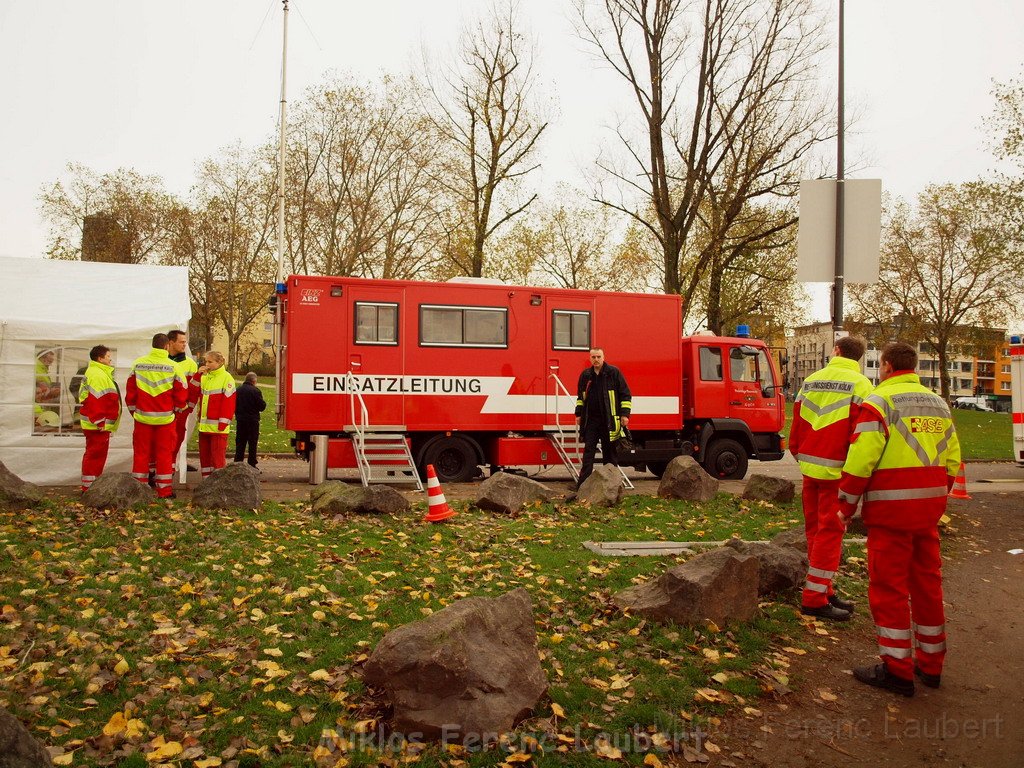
[0,708,53,768]
[657,456,719,502]
[0,462,44,511]
[577,464,624,507]
[82,472,156,509]
[613,548,759,626]
[474,472,555,516]
[362,588,548,741]
[724,538,807,596]
[770,526,808,554]
[311,481,410,516]
[191,463,262,510]
[742,474,796,504]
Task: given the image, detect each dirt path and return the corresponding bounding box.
[709,493,1024,768]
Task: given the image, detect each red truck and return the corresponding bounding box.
[275,275,786,485]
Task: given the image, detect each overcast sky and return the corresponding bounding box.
[1,0,1022,316]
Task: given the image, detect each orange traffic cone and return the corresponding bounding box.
[423,464,457,523]
[948,462,971,500]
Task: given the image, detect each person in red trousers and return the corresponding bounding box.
[839,341,961,697]
[188,351,236,478]
[77,345,121,492]
[125,334,188,498]
[789,334,872,621]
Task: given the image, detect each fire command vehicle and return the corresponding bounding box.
[1011,335,1024,466]
[274,275,786,486]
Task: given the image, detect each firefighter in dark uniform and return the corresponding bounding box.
[575,347,632,488]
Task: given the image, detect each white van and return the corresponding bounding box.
[954,396,995,412]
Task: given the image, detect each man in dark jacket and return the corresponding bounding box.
[574,348,632,487]
[234,372,267,468]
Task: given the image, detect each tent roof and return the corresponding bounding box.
[0,256,190,340]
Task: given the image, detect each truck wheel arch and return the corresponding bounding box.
[416,434,485,484]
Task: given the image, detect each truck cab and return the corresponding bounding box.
[679,335,786,479]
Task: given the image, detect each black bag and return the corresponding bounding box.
[615,426,638,463]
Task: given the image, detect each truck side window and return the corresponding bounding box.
[355,302,399,345]
[420,305,508,348]
[699,346,723,381]
[552,310,590,350]
[730,348,757,382]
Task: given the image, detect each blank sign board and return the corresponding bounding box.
[797,179,882,284]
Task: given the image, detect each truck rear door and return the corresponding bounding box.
[345,286,405,428]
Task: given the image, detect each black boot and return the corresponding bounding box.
[853,663,915,697]
[829,594,855,613]
[914,664,941,689]
[801,603,852,621]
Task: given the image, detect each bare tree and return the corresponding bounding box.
[426,2,548,276]
[849,184,1024,400]
[170,143,277,371]
[577,0,832,325]
[284,75,443,279]
[39,163,177,263]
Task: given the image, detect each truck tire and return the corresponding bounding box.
[702,438,748,480]
[646,461,668,478]
[421,436,479,483]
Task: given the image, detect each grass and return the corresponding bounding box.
[0,492,864,767]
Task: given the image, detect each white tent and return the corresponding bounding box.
[0,256,191,485]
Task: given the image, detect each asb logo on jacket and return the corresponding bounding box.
[910,416,945,434]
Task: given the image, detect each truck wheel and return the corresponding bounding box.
[421,436,479,483]
[703,438,748,480]
[646,461,668,478]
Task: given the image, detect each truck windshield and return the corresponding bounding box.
[729,348,775,390]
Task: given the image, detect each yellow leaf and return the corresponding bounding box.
[551,702,566,718]
[711,672,730,684]
[353,719,377,734]
[594,737,622,760]
[273,701,293,712]
[347,613,364,621]
[704,740,721,753]
[102,712,127,737]
[263,647,283,657]
[114,659,130,676]
[124,718,146,740]
[145,739,183,761]
[705,620,721,633]
[643,755,664,768]
[312,610,326,621]
[702,648,720,662]
[195,759,222,768]
[506,754,532,763]
[309,669,331,681]
[53,752,74,766]
[818,689,838,702]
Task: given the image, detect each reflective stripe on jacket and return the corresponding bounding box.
[839,372,962,529]
[78,360,121,432]
[172,355,198,411]
[789,356,873,480]
[190,367,236,434]
[125,348,187,426]
[574,363,632,440]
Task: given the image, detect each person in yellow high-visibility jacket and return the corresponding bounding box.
[838,341,961,697]
[789,334,872,621]
[187,351,236,478]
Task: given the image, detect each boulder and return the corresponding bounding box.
[742,474,796,504]
[0,707,53,767]
[191,463,262,510]
[311,481,410,516]
[362,588,548,742]
[474,472,555,516]
[657,456,719,502]
[613,548,759,626]
[770,527,808,554]
[0,462,44,511]
[724,538,807,596]
[576,464,624,507]
[82,472,156,510]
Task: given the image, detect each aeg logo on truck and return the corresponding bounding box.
[299,288,323,305]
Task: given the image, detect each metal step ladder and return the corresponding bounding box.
[351,430,423,491]
[546,428,634,490]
